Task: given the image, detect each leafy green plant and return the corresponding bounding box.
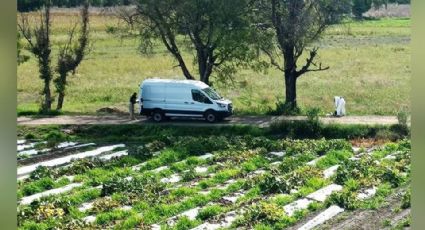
[401,189,411,209]
[241,202,286,226]
[326,190,359,210]
[182,169,199,182]
[29,166,56,180]
[197,205,223,221]
[21,177,55,196]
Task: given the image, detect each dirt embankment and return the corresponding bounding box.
[17,115,401,127]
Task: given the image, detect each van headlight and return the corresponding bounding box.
[217,102,226,108]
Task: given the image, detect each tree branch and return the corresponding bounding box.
[296,47,329,77]
[261,46,284,72]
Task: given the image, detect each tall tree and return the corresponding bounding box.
[54,1,90,110]
[256,0,349,111]
[135,0,256,85]
[18,1,54,113]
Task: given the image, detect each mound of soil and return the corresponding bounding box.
[96,107,127,115]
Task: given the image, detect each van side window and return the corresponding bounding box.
[192,89,212,104]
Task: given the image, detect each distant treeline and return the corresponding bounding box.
[18,0,410,12]
[18,0,132,12]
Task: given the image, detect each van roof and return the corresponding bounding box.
[141,78,209,89]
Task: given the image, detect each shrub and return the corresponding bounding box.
[242,202,286,225]
[35,203,65,221]
[68,158,105,175]
[44,130,66,147]
[267,101,301,116]
[91,197,120,213]
[21,177,55,196]
[182,169,198,182]
[306,107,321,124]
[326,190,359,210]
[255,173,289,194]
[381,167,404,188]
[197,205,223,220]
[24,133,36,140]
[101,174,165,202]
[29,166,56,180]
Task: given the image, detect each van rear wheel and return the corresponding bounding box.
[152,110,164,122]
[204,110,217,123]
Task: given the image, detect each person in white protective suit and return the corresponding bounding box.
[334,96,346,117]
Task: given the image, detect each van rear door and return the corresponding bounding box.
[143,84,165,109]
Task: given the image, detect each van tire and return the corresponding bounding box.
[152,110,164,122]
[204,110,217,123]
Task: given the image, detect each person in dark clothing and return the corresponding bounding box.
[129,92,137,120]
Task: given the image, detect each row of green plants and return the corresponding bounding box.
[230,140,410,229]
[17,138,352,229]
[18,122,410,148]
[17,138,410,230]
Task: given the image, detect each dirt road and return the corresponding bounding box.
[17,115,400,127]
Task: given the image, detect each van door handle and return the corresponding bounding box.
[190,102,194,104]
[184,102,189,104]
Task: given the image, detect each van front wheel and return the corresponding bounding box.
[204,110,217,123]
[152,110,164,122]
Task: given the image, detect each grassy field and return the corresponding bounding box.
[17,11,411,115]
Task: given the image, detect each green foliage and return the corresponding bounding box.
[306,107,321,124]
[240,202,287,226]
[196,205,223,221]
[128,140,166,159]
[401,188,411,209]
[315,150,352,169]
[326,189,359,210]
[29,166,56,180]
[91,197,120,213]
[352,0,373,19]
[101,174,165,203]
[136,0,258,84]
[268,101,301,116]
[174,216,200,230]
[21,177,57,196]
[67,158,105,175]
[181,168,199,182]
[44,130,66,146]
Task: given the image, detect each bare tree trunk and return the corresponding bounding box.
[56,74,66,110]
[42,77,52,112]
[284,73,297,108]
[283,47,298,109]
[40,5,53,113]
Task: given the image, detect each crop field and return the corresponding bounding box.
[17,10,410,115]
[17,126,411,230]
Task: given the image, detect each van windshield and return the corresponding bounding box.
[202,87,222,100]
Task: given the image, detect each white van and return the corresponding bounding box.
[139,79,232,122]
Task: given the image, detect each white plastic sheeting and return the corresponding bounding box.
[160,174,181,183]
[17,144,125,176]
[198,153,214,160]
[283,198,313,216]
[323,165,340,179]
[57,141,78,148]
[357,187,377,200]
[18,149,50,157]
[17,140,26,145]
[20,183,83,205]
[98,150,128,161]
[306,184,343,202]
[298,205,345,230]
